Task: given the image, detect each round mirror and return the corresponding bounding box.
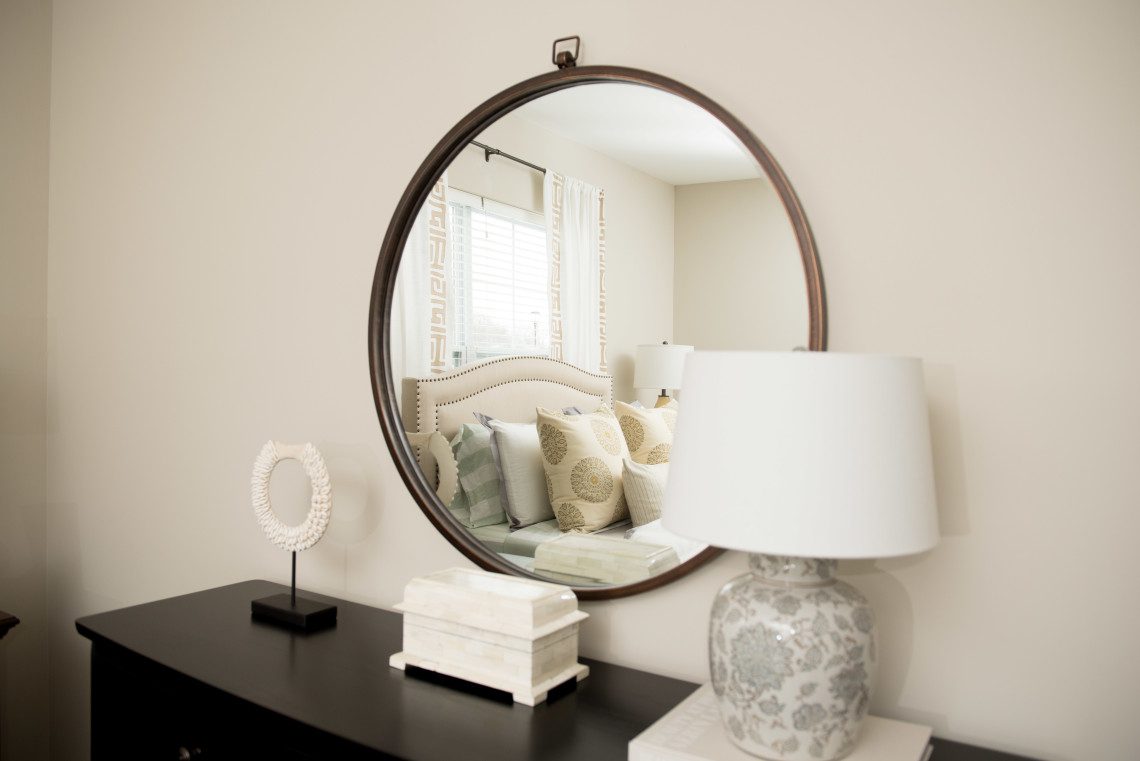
[369,67,825,599]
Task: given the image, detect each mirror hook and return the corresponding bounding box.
[552,36,580,69]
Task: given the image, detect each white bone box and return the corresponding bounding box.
[388,567,589,705]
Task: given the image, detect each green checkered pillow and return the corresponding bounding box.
[449,423,505,528]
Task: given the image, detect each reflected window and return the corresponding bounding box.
[448,190,549,366]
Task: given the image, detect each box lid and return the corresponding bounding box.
[394,567,587,639]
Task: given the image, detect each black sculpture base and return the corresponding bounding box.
[251,593,337,632]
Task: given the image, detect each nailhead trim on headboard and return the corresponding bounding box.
[411,355,614,434]
[434,379,605,429]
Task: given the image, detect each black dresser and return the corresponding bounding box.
[75,580,1038,760]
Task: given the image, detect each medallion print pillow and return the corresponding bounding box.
[614,400,676,464]
[536,406,630,533]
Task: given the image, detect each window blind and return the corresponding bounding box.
[448,193,549,366]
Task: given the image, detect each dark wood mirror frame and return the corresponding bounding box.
[368,65,827,600]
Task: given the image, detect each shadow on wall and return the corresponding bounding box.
[0,503,36,579]
[835,362,966,729]
[610,352,636,406]
[925,363,970,537]
[841,558,946,731]
[0,507,45,687]
[46,498,111,761]
[309,442,385,547]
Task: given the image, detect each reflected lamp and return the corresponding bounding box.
[634,341,695,407]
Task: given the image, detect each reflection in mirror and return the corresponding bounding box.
[389,82,810,590]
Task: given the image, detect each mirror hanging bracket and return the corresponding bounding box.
[551,36,580,69]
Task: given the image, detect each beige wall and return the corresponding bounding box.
[674,178,808,351]
[41,2,1140,760]
[447,114,675,404]
[0,0,51,758]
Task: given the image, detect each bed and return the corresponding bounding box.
[402,356,704,584]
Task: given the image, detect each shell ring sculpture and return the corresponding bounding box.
[250,440,332,552]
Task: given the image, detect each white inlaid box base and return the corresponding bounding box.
[389,568,589,705]
[389,652,588,706]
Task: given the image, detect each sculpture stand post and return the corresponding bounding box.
[251,551,337,632]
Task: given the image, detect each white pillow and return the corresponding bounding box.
[484,419,554,529]
[622,459,669,526]
[473,408,585,530]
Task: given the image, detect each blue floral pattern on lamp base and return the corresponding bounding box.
[709,554,876,761]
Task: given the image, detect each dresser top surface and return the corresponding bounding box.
[76,579,698,760]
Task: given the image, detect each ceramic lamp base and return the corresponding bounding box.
[709,555,876,761]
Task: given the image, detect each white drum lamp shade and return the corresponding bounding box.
[661,351,940,760]
[662,351,939,558]
[633,343,694,392]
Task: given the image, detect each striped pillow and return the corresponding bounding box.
[622,459,669,527]
[449,424,505,528]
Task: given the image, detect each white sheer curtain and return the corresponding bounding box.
[544,171,607,373]
[390,176,449,382]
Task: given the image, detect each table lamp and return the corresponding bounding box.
[662,351,939,761]
[634,341,694,407]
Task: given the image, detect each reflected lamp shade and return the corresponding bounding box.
[661,351,939,760]
[662,351,938,558]
[633,343,694,392]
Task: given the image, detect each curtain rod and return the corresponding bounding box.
[469,140,547,175]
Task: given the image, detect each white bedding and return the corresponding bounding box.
[469,520,511,553]
[405,357,707,581]
[480,516,704,567]
[451,453,706,570]
[500,518,631,558]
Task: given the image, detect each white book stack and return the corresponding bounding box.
[630,685,933,761]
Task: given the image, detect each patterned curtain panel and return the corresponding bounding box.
[390,176,449,381]
[543,172,607,373]
[425,179,450,374]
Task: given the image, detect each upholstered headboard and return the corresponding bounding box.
[401,355,614,439]
[401,357,613,502]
